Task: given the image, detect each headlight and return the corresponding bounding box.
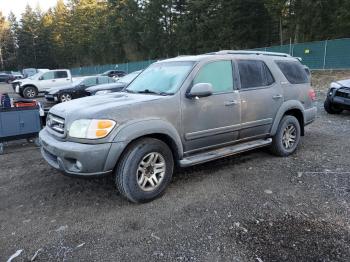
[69,119,116,139]
[95,90,112,95]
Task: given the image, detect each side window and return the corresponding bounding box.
[193,61,234,93]
[41,71,55,80]
[54,71,68,79]
[237,60,274,89]
[263,63,275,86]
[98,76,109,84]
[276,61,309,84]
[82,77,97,87]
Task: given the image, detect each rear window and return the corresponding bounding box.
[237,60,275,89]
[276,61,309,84]
[55,71,68,79]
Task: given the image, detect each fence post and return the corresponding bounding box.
[323,40,328,70]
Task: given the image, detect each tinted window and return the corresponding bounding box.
[41,71,55,80]
[276,61,309,84]
[238,60,274,89]
[194,61,233,93]
[55,71,68,79]
[82,77,97,87]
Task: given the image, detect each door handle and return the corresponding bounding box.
[52,79,56,82]
[273,94,283,99]
[225,100,239,106]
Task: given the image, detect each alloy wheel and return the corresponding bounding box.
[60,93,72,102]
[136,152,166,192]
[282,124,297,149]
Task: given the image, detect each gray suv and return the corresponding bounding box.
[39,51,317,203]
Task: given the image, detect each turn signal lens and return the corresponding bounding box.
[95,129,108,138]
[97,120,114,129]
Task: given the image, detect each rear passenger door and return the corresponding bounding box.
[236,59,283,139]
[182,60,241,153]
[53,71,71,87]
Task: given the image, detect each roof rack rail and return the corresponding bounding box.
[207,50,292,58]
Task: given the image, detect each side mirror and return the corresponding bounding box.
[39,76,43,80]
[187,83,213,98]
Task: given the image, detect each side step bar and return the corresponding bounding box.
[179,138,272,168]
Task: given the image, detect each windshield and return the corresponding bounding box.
[118,71,140,84]
[28,72,41,80]
[126,61,194,95]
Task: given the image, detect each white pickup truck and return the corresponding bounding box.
[12,69,73,98]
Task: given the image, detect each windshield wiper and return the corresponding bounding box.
[135,89,170,96]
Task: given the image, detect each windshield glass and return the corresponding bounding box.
[118,71,140,84]
[126,61,194,95]
[28,72,41,80]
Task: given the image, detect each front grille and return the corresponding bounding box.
[47,113,65,134]
[335,91,350,99]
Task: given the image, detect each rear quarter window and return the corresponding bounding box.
[276,61,309,84]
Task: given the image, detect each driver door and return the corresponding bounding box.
[181,60,241,153]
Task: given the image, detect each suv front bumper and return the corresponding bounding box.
[39,128,126,177]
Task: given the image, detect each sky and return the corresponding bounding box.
[0,0,58,18]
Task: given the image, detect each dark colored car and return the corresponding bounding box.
[324,79,350,114]
[45,76,115,103]
[0,73,14,83]
[100,70,127,78]
[86,70,142,95]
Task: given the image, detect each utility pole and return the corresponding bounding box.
[32,34,38,68]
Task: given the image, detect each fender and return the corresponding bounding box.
[113,118,184,159]
[270,100,305,136]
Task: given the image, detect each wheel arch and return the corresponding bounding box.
[271,101,305,136]
[112,119,184,162]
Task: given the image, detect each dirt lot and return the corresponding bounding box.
[1,71,350,261]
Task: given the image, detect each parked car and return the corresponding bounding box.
[22,68,49,78]
[39,51,317,203]
[100,70,127,79]
[324,79,350,114]
[45,76,115,102]
[12,69,73,98]
[0,73,14,83]
[11,71,24,80]
[86,70,142,95]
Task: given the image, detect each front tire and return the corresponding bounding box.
[60,93,72,102]
[115,138,174,203]
[270,115,301,157]
[22,86,38,99]
[324,98,343,114]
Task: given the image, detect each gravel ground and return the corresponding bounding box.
[0,74,350,261]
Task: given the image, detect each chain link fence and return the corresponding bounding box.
[254,38,350,70]
[70,38,350,76]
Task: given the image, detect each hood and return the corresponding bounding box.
[86,83,126,93]
[48,84,75,94]
[334,79,350,88]
[50,92,166,120]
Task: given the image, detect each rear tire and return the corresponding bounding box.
[270,115,301,157]
[324,98,343,114]
[115,138,174,203]
[22,86,38,99]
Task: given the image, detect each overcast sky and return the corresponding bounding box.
[0,0,58,18]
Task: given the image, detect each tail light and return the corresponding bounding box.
[308,89,316,101]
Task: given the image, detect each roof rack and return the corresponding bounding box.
[207,50,292,58]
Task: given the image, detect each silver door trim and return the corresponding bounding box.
[185,124,241,141]
[240,118,273,130]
